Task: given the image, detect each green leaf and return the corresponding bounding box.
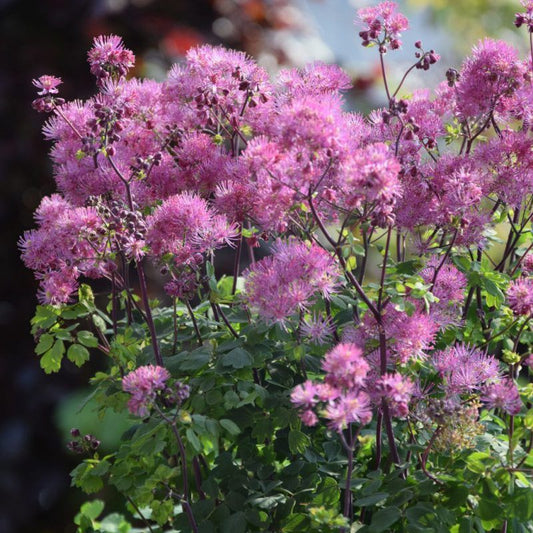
[77,330,99,348]
[477,498,501,521]
[288,430,310,455]
[221,512,247,533]
[353,492,389,507]
[67,344,90,367]
[312,477,339,507]
[79,499,105,520]
[369,507,401,532]
[41,339,65,373]
[220,419,241,436]
[186,428,202,452]
[219,348,253,369]
[35,333,54,355]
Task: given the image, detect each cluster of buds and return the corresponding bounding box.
[515,1,533,32]
[161,381,191,409]
[87,197,147,261]
[84,101,126,157]
[32,75,65,113]
[67,428,100,454]
[131,152,162,180]
[164,269,198,300]
[231,66,269,109]
[414,41,439,71]
[446,68,460,88]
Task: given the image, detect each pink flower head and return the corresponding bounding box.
[146,192,236,265]
[88,35,135,86]
[32,75,64,112]
[32,75,62,96]
[277,63,352,98]
[376,373,414,418]
[323,391,372,432]
[244,238,339,325]
[301,313,335,345]
[322,343,370,389]
[455,39,524,118]
[433,344,500,393]
[357,1,409,51]
[300,409,319,427]
[290,380,318,410]
[481,379,522,415]
[122,365,170,417]
[507,278,533,316]
[387,309,438,363]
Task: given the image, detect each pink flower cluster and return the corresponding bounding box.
[291,343,372,432]
[19,195,108,304]
[357,1,409,51]
[507,278,533,316]
[291,343,415,432]
[88,35,135,86]
[122,365,170,417]
[244,239,339,325]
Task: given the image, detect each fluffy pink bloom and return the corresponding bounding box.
[277,63,352,98]
[455,39,524,118]
[322,343,370,389]
[122,365,170,417]
[244,239,339,325]
[19,195,107,304]
[88,35,135,85]
[387,309,438,363]
[338,142,401,225]
[146,193,236,264]
[301,313,335,345]
[323,392,372,432]
[507,278,533,316]
[375,373,414,418]
[33,75,62,96]
[300,410,319,427]
[433,344,500,393]
[357,1,409,51]
[421,260,467,327]
[291,380,318,410]
[481,379,522,415]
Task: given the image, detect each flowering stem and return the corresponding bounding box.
[185,300,203,346]
[379,52,391,102]
[126,495,155,533]
[172,298,178,354]
[308,195,379,320]
[215,303,239,339]
[232,225,243,295]
[382,401,402,466]
[375,410,383,469]
[111,272,118,336]
[136,261,163,366]
[378,227,392,311]
[480,316,522,348]
[419,426,443,485]
[155,407,198,532]
[430,229,458,288]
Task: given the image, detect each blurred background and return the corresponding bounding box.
[0,0,525,531]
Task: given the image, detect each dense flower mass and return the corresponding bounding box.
[433,344,500,393]
[122,365,170,417]
[244,239,339,325]
[21,6,533,528]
